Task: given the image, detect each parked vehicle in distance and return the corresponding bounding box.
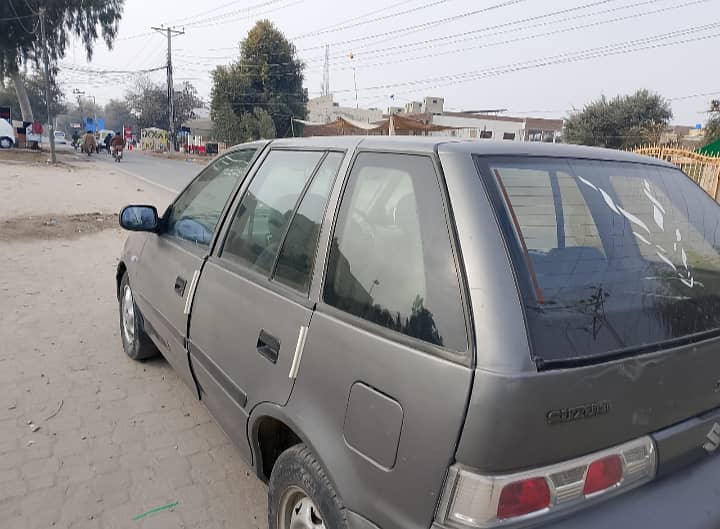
[0,119,16,148]
[53,130,67,145]
[117,137,720,529]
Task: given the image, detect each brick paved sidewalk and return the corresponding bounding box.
[0,161,268,529]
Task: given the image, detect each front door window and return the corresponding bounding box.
[165,149,258,246]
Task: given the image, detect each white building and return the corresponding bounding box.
[307,94,564,141]
[404,101,423,113]
[307,95,383,124]
[423,96,444,115]
[427,112,563,142]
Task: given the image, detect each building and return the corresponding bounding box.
[404,101,423,113]
[307,95,383,125]
[408,111,564,142]
[660,125,706,149]
[423,96,444,115]
[308,94,564,141]
[395,97,563,141]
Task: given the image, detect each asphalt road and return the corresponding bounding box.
[93,149,201,193]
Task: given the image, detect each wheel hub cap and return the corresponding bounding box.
[280,487,326,529]
[121,285,135,345]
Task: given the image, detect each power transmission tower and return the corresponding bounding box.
[39,8,56,163]
[151,25,184,150]
[322,44,330,97]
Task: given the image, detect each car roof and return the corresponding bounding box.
[253,136,672,167]
[221,136,674,167]
[437,138,673,166]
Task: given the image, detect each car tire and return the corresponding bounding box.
[118,272,159,361]
[0,137,13,149]
[268,444,348,529]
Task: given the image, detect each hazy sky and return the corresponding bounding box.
[61,0,720,124]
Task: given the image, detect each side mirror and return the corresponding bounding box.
[119,205,159,232]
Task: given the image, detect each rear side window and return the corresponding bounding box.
[222,150,324,273]
[483,157,720,365]
[324,153,467,352]
[274,152,344,292]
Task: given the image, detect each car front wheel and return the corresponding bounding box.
[119,273,158,361]
[269,444,348,529]
[0,137,13,149]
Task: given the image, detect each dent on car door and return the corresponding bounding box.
[287,152,473,529]
[131,148,259,387]
[187,150,345,461]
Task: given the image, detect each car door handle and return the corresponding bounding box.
[174,276,187,297]
[256,329,280,364]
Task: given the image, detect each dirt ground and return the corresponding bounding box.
[0,213,118,242]
[0,158,267,529]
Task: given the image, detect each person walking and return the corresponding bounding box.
[82,130,97,155]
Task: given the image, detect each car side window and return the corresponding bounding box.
[165,149,257,246]
[273,152,344,293]
[221,150,325,274]
[324,153,467,352]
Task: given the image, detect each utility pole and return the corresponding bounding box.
[72,89,97,131]
[39,8,56,163]
[322,44,330,97]
[152,25,184,151]
[349,52,358,109]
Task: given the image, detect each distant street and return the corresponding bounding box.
[93,149,201,193]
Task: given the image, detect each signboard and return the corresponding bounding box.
[140,127,168,152]
[82,117,105,133]
[0,106,10,122]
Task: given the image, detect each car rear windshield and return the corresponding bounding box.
[481,156,720,366]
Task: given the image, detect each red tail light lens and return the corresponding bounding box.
[497,477,551,519]
[583,455,623,495]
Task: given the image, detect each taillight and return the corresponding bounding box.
[436,436,656,528]
[497,478,551,519]
[583,455,623,496]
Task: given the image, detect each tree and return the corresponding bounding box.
[104,99,136,131]
[705,99,720,146]
[213,101,276,144]
[0,71,66,121]
[211,20,306,143]
[126,78,203,131]
[0,1,124,121]
[564,90,672,149]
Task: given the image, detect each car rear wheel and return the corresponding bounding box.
[119,273,158,361]
[269,444,348,529]
[0,137,13,149]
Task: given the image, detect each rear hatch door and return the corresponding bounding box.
[459,155,720,473]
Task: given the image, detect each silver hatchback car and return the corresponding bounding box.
[117,137,720,529]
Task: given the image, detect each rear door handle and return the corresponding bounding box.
[174,276,187,297]
[257,329,280,364]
